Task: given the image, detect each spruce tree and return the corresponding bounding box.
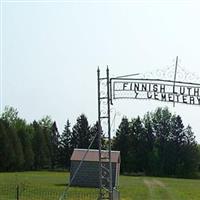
[71,114,91,149]
[90,122,99,149]
[113,117,130,173]
[60,120,72,169]
[129,116,146,173]
[50,121,60,169]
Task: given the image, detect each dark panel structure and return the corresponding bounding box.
[70,149,120,188]
[70,161,116,187]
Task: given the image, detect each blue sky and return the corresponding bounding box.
[1,0,200,141]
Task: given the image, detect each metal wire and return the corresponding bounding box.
[59,131,98,200]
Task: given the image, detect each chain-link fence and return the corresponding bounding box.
[0,184,98,200]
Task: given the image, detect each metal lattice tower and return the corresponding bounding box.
[97,67,113,200]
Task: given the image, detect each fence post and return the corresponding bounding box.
[16,185,19,200]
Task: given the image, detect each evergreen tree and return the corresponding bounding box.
[151,107,172,176]
[129,117,147,173]
[60,120,72,169]
[198,145,200,172]
[6,124,24,171]
[113,117,130,173]
[177,125,200,177]
[0,120,14,171]
[17,127,34,170]
[90,122,100,149]
[38,116,58,169]
[50,121,60,169]
[143,112,155,175]
[11,117,35,171]
[71,114,91,149]
[32,121,50,169]
[166,115,185,175]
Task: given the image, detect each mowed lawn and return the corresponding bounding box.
[120,176,200,200]
[0,171,200,200]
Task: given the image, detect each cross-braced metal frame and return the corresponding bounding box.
[97,67,113,200]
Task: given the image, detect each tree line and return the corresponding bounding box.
[0,106,200,178]
[0,106,99,171]
[113,107,200,178]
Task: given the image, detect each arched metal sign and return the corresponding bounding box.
[112,78,200,105]
[97,58,200,200]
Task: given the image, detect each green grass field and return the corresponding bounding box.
[0,171,200,200]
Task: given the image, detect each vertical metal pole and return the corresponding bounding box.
[173,56,178,107]
[110,78,113,105]
[97,67,102,199]
[107,67,113,200]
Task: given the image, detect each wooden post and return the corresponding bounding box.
[16,185,19,200]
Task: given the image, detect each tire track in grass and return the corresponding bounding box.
[143,178,174,200]
[143,179,154,199]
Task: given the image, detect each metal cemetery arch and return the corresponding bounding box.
[97,59,200,200]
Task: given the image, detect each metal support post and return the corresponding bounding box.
[107,67,113,200]
[97,67,113,200]
[97,67,102,199]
